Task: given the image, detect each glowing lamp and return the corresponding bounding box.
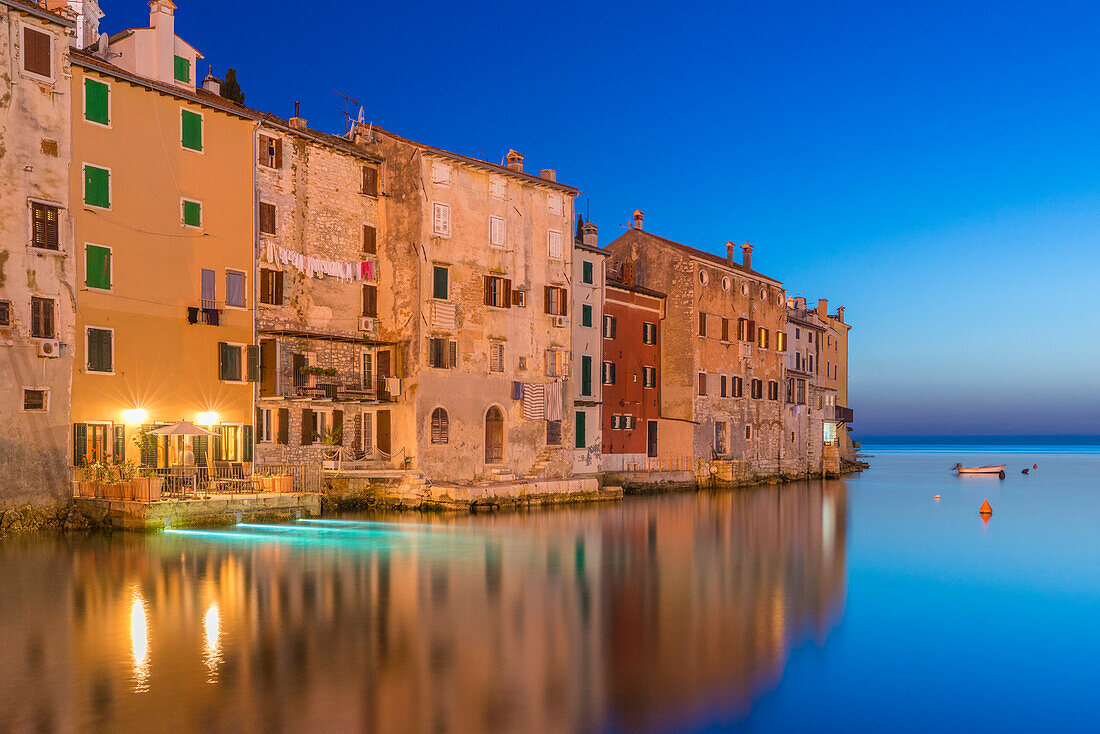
[197,412,219,426]
[122,408,147,424]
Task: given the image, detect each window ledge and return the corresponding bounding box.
[28,246,65,256]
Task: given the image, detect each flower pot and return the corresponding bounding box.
[273,475,292,493]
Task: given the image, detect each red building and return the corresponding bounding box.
[601,276,665,468]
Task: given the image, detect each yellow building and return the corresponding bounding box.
[68,1,256,469]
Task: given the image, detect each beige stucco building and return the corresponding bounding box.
[571,220,607,474]
[0,0,76,512]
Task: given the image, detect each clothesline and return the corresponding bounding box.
[263,242,375,282]
[517,380,563,422]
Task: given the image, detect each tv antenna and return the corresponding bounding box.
[333,89,360,131]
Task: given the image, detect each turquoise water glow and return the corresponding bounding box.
[1,448,1098,732]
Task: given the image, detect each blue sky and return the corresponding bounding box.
[109,0,1100,436]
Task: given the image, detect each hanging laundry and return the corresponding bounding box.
[512,381,524,400]
[545,380,563,421]
[523,383,546,421]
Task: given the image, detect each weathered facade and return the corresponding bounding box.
[571,220,607,474]
[252,112,396,466]
[363,131,579,482]
[604,212,795,475]
[68,2,255,469]
[600,274,665,471]
[783,300,827,475]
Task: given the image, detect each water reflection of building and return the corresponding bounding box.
[0,483,845,733]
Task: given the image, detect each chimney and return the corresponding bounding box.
[741,242,753,271]
[725,241,735,266]
[354,121,372,145]
[149,0,176,84]
[505,149,524,173]
[835,306,845,323]
[794,296,806,310]
[632,209,644,230]
[202,65,221,94]
[582,221,598,248]
[817,298,828,318]
[289,101,307,131]
[539,168,556,182]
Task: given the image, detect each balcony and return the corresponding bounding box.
[835,405,854,423]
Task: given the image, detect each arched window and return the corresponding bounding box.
[431,408,449,444]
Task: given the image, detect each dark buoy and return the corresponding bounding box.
[1022,468,1029,475]
[998,470,1006,479]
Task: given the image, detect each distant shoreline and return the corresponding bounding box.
[859,435,1100,446]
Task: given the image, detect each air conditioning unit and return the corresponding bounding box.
[358,317,377,332]
[553,316,567,328]
[37,339,60,358]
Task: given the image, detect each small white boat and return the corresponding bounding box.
[952,463,1006,476]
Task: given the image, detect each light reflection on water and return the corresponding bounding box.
[0,479,848,733]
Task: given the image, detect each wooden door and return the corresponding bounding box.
[647,420,658,458]
[260,339,277,396]
[376,410,391,455]
[485,407,504,463]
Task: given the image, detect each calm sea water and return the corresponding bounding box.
[2,447,1099,733]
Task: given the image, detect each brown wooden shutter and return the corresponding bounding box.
[362,225,377,254]
[274,271,284,305]
[559,288,568,316]
[544,286,552,314]
[449,340,458,368]
[274,138,283,168]
[301,408,314,444]
[24,27,50,77]
[333,410,344,445]
[362,166,378,195]
[503,279,512,308]
[259,270,271,303]
[484,276,492,306]
[257,136,268,166]
[277,408,289,444]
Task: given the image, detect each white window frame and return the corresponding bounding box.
[548,229,563,260]
[85,325,115,375]
[224,269,248,310]
[28,197,65,253]
[311,410,332,445]
[431,161,452,186]
[180,197,203,229]
[489,342,505,373]
[82,75,112,128]
[179,106,205,155]
[433,202,451,238]
[257,408,273,443]
[489,176,507,200]
[217,422,244,461]
[22,387,49,412]
[19,22,54,83]
[258,200,276,236]
[643,366,655,389]
[490,215,506,249]
[83,242,113,292]
[548,193,562,216]
[81,162,112,212]
[361,410,374,452]
[220,341,248,384]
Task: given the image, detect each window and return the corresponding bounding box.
[732,376,743,397]
[362,284,378,317]
[31,297,54,338]
[226,270,246,308]
[745,425,752,440]
[361,351,374,389]
[796,378,806,405]
[489,176,506,200]
[362,224,377,254]
[738,318,752,341]
[751,378,763,399]
[808,332,814,343]
[512,289,527,308]
[490,216,506,248]
[581,304,593,328]
[23,389,47,412]
[602,361,616,385]
[433,266,449,300]
[181,199,202,228]
[575,411,586,448]
[623,415,637,430]
[698,372,707,396]
[490,343,505,373]
[698,312,707,337]
[544,286,567,316]
[604,315,618,339]
[768,380,779,400]
[484,275,512,308]
[580,355,592,396]
[431,408,449,443]
[86,327,113,372]
[258,135,282,168]
[218,342,243,381]
[796,328,801,339]
[433,202,451,237]
[582,261,594,284]
[722,276,731,292]
[0,301,10,326]
[173,54,190,83]
[431,162,452,185]
[79,77,113,130]
[611,415,621,430]
[85,245,111,290]
[548,193,563,215]
[255,408,273,443]
[786,377,794,403]
[181,109,203,152]
[777,331,787,351]
[545,348,565,378]
[83,164,110,208]
[362,166,379,196]
[699,270,709,286]
[643,366,656,388]
[721,317,730,342]
[23,26,51,78]
[259,202,276,235]
[259,268,284,305]
[642,322,656,345]
[548,229,563,259]
[546,419,562,446]
[715,422,727,454]
[720,375,727,397]
[31,202,59,250]
[757,327,769,349]
[429,338,458,369]
[810,355,815,373]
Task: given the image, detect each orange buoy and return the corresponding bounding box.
[979,498,993,516]
[932,494,941,500]
[1033,464,1038,470]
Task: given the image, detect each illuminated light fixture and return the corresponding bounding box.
[197,412,218,425]
[122,408,148,424]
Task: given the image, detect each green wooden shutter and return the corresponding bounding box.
[193,435,208,466]
[84,165,109,208]
[85,78,109,124]
[181,110,203,151]
[112,425,125,461]
[581,356,592,397]
[217,342,229,380]
[582,261,593,284]
[174,55,190,82]
[139,425,157,467]
[213,431,224,462]
[575,412,585,448]
[241,425,254,462]
[433,266,448,300]
[246,345,259,382]
[86,245,111,289]
[582,304,592,327]
[73,423,87,466]
[182,200,201,227]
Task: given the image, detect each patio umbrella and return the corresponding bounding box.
[149,420,217,436]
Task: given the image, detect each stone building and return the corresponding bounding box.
[362,130,579,482]
[783,298,827,475]
[814,298,855,462]
[571,219,608,474]
[0,0,76,514]
[252,111,394,466]
[69,1,255,468]
[600,269,665,470]
[603,211,795,476]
